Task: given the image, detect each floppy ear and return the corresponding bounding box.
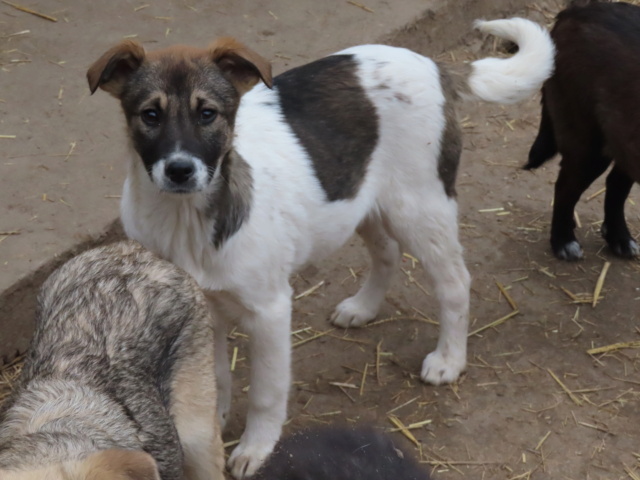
[209,37,273,94]
[81,449,161,480]
[87,40,146,97]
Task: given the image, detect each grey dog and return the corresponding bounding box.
[0,241,224,480]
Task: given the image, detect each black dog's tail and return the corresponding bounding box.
[525,93,558,170]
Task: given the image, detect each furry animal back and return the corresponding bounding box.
[0,241,224,480]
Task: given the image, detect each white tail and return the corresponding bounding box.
[465,18,555,104]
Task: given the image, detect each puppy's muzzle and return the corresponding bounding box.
[165,159,195,185]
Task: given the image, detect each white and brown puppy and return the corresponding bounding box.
[87,19,554,478]
[0,242,225,480]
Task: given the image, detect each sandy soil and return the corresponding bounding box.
[1,1,639,480]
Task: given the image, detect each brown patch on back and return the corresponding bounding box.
[437,63,468,197]
[442,62,473,99]
[275,54,379,201]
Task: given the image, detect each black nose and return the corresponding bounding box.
[165,160,195,184]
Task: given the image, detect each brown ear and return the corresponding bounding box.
[209,37,273,94]
[87,40,146,97]
[80,449,161,480]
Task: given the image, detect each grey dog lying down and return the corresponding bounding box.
[0,242,430,480]
[0,241,224,480]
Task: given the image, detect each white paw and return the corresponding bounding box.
[330,296,378,328]
[228,436,276,479]
[421,350,465,385]
[556,240,583,261]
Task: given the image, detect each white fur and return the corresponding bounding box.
[468,18,555,103]
[120,18,554,479]
[151,149,210,192]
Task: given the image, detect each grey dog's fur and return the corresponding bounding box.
[0,241,224,480]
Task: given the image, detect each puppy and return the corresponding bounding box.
[252,426,431,480]
[0,242,224,480]
[526,0,640,260]
[87,19,554,478]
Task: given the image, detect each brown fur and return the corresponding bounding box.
[170,324,225,480]
[1,449,160,480]
[87,40,145,96]
[209,37,273,93]
[88,38,272,98]
[0,242,225,480]
[437,64,471,197]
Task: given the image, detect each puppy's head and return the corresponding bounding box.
[0,449,160,480]
[87,38,272,194]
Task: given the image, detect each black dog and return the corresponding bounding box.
[252,426,430,480]
[527,0,640,260]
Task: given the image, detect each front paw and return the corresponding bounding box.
[330,297,377,328]
[421,350,465,385]
[228,436,277,479]
[552,239,583,261]
[607,237,639,258]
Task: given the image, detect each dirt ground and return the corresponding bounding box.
[1,1,640,480]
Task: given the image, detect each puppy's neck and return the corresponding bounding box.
[207,149,253,248]
[125,148,253,252]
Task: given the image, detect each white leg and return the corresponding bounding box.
[386,195,470,385]
[331,216,400,327]
[227,287,292,479]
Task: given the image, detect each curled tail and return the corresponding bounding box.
[461,18,555,104]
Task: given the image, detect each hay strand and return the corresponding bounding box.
[468,310,519,337]
[230,346,238,371]
[547,369,582,406]
[496,280,518,311]
[388,415,419,447]
[346,0,374,13]
[592,261,610,308]
[359,362,368,396]
[292,328,335,348]
[2,1,57,21]
[294,280,324,300]
[587,341,640,356]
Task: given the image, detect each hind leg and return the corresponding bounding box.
[551,150,611,260]
[385,194,470,385]
[602,165,639,257]
[331,216,401,328]
[526,92,558,169]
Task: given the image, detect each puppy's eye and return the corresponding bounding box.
[199,109,217,125]
[141,109,160,126]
